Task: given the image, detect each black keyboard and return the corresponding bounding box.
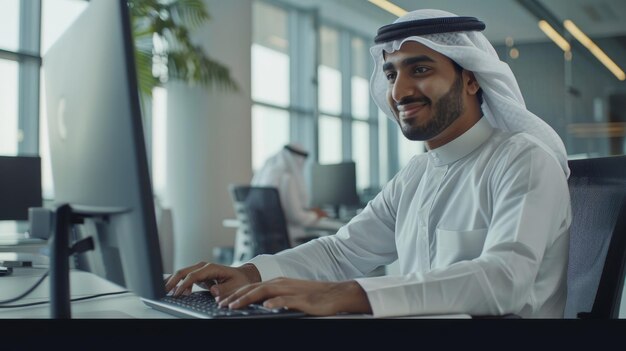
[143,291,307,319]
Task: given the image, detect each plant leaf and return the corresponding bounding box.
[129,0,239,96]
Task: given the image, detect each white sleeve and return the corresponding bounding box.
[278,174,318,227]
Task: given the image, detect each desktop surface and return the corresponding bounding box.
[0,267,173,319]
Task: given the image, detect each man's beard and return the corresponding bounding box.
[398,73,465,141]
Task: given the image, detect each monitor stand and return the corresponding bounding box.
[49,203,130,319]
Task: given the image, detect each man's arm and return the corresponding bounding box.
[279,174,319,226]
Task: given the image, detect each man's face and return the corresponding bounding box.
[383,41,466,144]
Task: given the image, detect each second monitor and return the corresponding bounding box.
[309,161,360,219]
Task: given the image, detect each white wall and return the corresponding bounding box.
[165,0,253,270]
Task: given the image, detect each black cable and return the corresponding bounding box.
[0,270,49,305]
[0,233,130,309]
[0,290,130,308]
[0,269,130,308]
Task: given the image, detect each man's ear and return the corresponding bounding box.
[463,71,480,96]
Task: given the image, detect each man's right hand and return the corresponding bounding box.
[164,262,262,300]
[312,207,328,219]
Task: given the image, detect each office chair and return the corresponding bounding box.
[228,185,292,263]
[564,155,626,318]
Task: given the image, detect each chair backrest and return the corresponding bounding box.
[228,185,291,263]
[564,155,626,318]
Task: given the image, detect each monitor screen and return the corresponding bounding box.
[0,156,42,221]
[309,161,360,216]
[43,0,164,300]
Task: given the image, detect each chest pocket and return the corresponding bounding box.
[433,228,488,268]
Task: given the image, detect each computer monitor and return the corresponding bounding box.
[309,161,360,218]
[43,0,164,301]
[0,156,42,221]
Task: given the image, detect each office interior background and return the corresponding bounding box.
[1,0,625,273]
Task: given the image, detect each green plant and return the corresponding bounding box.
[129,0,239,97]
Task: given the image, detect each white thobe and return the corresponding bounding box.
[276,172,319,245]
[249,117,572,318]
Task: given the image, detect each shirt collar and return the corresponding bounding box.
[427,117,493,167]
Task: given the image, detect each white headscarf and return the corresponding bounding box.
[370,9,570,177]
[251,144,309,204]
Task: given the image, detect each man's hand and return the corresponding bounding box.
[311,207,328,219]
[164,262,261,298]
[217,277,373,317]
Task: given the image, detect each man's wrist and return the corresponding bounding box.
[337,280,372,315]
[239,263,262,283]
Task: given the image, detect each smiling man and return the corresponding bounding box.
[165,9,572,318]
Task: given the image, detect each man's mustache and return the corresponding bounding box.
[396,96,431,108]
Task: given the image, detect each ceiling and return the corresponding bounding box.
[329,0,626,45]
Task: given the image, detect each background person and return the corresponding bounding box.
[251,144,327,246]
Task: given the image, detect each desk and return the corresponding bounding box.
[0,267,173,318]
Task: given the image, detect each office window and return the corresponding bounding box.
[0,0,19,51]
[251,1,289,107]
[378,109,389,184]
[351,37,369,121]
[318,115,342,164]
[318,65,342,116]
[252,105,290,172]
[318,26,342,165]
[253,1,289,53]
[351,76,369,120]
[251,1,290,170]
[318,26,342,164]
[0,60,19,156]
[318,26,341,116]
[252,44,290,107]
[351,37,371,190]
[352,121,370,190]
